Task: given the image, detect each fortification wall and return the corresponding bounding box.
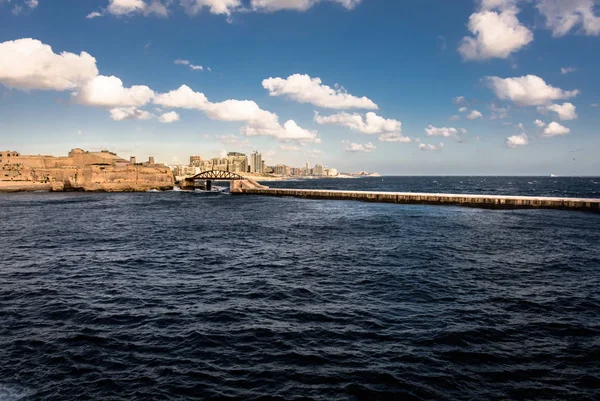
[0,149,173,192]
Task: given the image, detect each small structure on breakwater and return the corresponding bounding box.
[230,187,600,212]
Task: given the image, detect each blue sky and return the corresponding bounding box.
[1,0,599,175]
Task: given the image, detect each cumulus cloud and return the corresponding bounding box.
[378,133,412,143]
[102,0,169,17]
[73,75,155,107]
[251,0,361,12]
[425,125,467,140]
[180,0,242,15]
[314,111,401,135]
[486,74,579,106]
[158,111,180,123]
[561,66,578,74]
[506,132,528,148]
[536,0,600,37]
[86,11,103,18]
[542,121,570,137]
[153,85,208,109]
[467,110,483,119]
[458,1,533,61]
[458,107,468,113]
[154,85,319,142]
[418,142,444,152]
[539,102,578,120]
[534,119,546,127]
[0,38,98,91]
[342,141,376,153]
[263,74,377,110]
[109,107,154,121]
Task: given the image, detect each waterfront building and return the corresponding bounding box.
[250,151,262,173]
[313,164,324,176]
[227,152,248,174]
[189,156,202,167]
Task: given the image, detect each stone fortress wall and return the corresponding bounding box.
[0,148,174,192]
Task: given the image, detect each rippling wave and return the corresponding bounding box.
[1,178,599,400]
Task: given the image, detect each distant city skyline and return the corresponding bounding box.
[1,1,599,175]
[173,150,340,178]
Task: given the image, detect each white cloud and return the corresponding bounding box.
[458,107,468,113]
[104,0,169,17]
[425,125,466,139]
[486,74,579,106]
[174,59,204,71]
[453,96,466,105]
[466,110,483,120]
[534,119,546,127]
[158,111,180,123]
[314,111,401,135]
[73,75,155,107]
[251,0,361,12]
[539,102,578,120]
[108,0,146,15]
[378,133,412,143]
[561,66,578,74]
[418,142,444,152]
[506,132,528,148]
[7,0,38,14]
[263,74,377,110]
[591,103,599,107]
[180,0,242,15]
[154,85,319,142]
[109,107,154,121]
[0,38,99,91]
[153,85,208,109]
[343,141,376,153]
[458,2,533,61]
[542,121,570,137]
[536,0,600,37]
[86,11,103,18]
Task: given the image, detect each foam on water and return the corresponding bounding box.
[0,384,35,401]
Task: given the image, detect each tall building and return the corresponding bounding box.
[249,151,262,173]
[227,152,248,173]
[189,155,202,167]
[313,164,324,176]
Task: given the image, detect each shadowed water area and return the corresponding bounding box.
[1,177,599,400]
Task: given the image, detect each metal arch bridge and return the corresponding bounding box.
[185,170,245,181]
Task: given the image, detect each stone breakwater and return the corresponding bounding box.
[232,187,600,212]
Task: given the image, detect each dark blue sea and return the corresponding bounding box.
[1,177,599,401]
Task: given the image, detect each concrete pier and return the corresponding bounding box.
[231,187,600,212]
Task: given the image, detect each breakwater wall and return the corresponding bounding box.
[232,188,600,212]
